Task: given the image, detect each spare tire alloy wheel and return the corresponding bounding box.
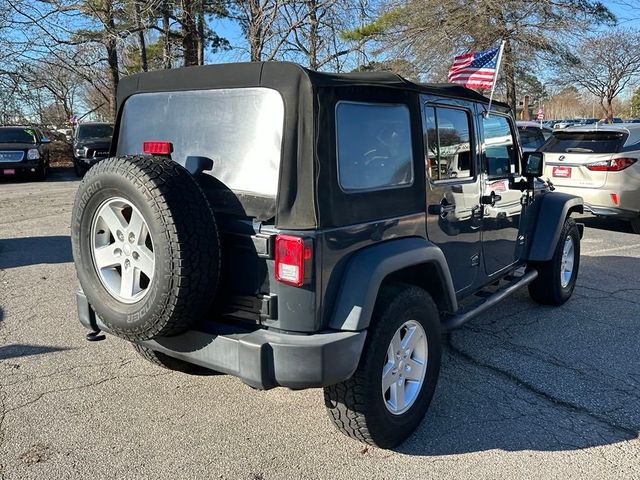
[72,155,220,341]
[91,197,155,303]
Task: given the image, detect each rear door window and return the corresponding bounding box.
[336,102,414,192]
[540,132,626,153]
[117,88,284,197]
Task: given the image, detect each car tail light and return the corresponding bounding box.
[143,141,172,156]
[275,234,312,287]
[586,158,636,171]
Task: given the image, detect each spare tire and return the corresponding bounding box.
[71,155,220,341]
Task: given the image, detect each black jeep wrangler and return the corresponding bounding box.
[72,62,583,448]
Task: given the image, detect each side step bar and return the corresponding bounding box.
[442,269,538,332]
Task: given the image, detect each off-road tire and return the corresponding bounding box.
[324,284,441,449]
[71,155,220,341]
[528,217,580,305]
[132,343,209,374]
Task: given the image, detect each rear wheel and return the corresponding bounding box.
[528,217,580,305]
[324,284,441,448]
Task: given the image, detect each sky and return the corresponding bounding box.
[608,1,640,28]
[206,1,640,66]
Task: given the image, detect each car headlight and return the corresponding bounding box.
[27,149,40,160]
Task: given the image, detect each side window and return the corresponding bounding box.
[336,102,414,192]
[423,106,473,181]
[483,116,519,178]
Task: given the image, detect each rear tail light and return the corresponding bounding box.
[586,158,636,171]
[275,234,312,287]
[143,141,173,156]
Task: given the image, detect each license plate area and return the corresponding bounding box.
[3,169,16,175]
[552,166,572,178]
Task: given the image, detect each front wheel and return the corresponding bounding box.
[324,284,441,449]
[528,217,580,305]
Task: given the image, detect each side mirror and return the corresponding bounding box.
[41,137,51,144]
[523,152,544,178]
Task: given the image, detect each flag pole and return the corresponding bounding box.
[485,40,506,117]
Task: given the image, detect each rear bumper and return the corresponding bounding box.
[76,291,366,390]
[551,185,640,218]
[584,204,639,220]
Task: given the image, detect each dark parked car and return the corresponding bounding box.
[72,122,114,176]
[72,62,584,448]
[0,126,50,180]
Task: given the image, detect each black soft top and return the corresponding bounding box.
[117,61,505,108]
[115,62,507,229]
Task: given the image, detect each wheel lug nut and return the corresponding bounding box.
[132,251,139,260]
[128,232,135,243]
[124,259,131,269]
[116,230,124,241]
[114,248,122,257]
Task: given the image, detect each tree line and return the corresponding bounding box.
[0,0,638,125]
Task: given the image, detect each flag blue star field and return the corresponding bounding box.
[448,46,500,89]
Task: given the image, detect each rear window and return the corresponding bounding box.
[117,88,284,197]
[517,127,546,150]
[0,128,37,144]
[540,132,626,153]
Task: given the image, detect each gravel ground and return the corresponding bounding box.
[0,171,639,479]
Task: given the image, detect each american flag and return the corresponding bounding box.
[448,46,501,89]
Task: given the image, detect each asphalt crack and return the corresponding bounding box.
[5,369,171,415]
[446,333,639,439]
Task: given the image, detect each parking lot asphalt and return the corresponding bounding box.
[0,171,639,479]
